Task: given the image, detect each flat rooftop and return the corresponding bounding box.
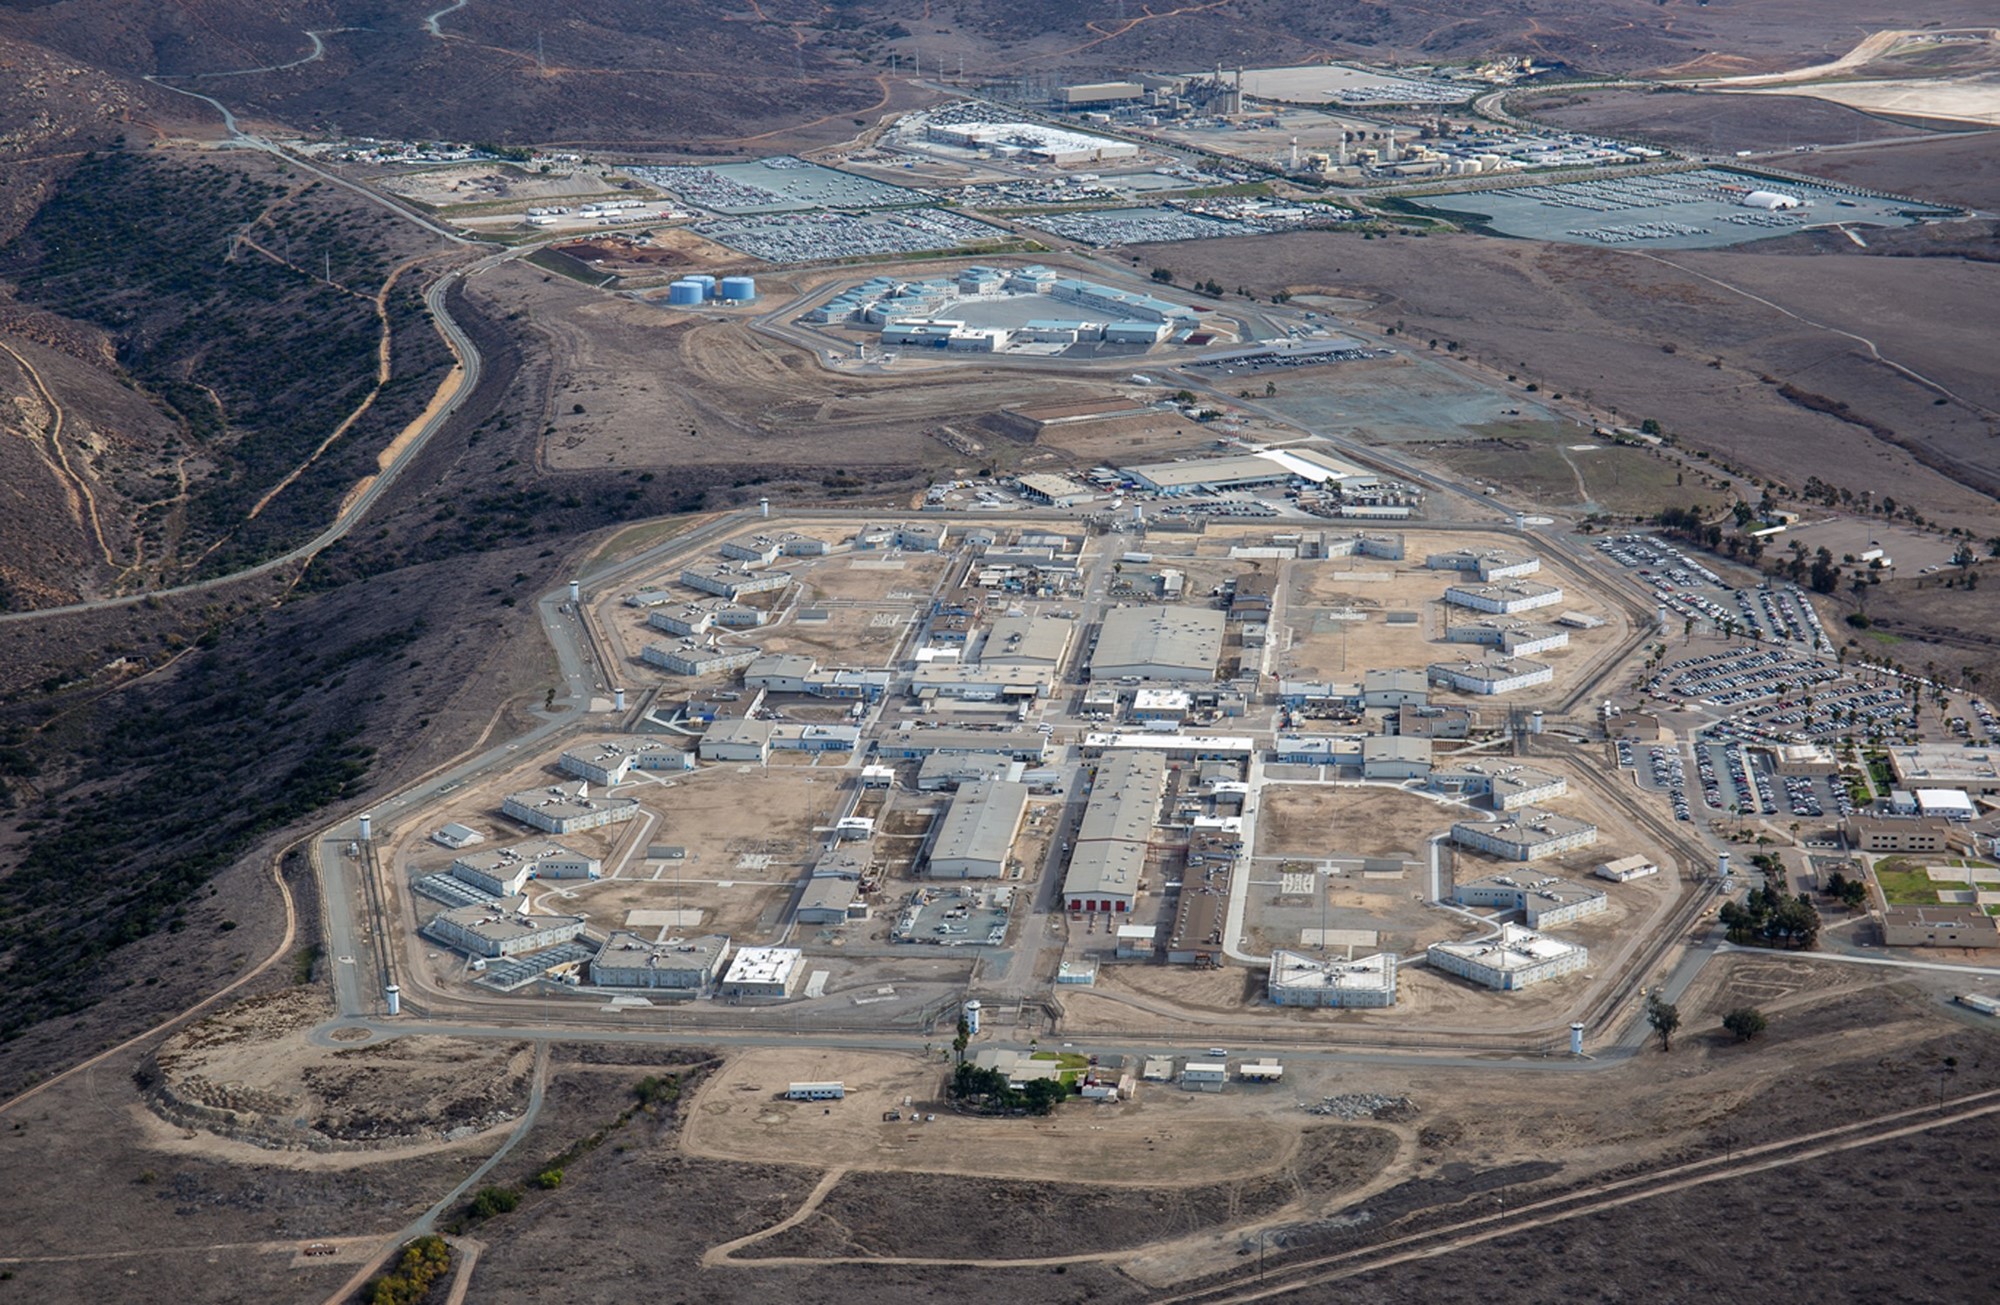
[1458,872,1604,909]
[1431,922,1584,969]
[723,946,803,986]
[1269,948,1396,993]
[1455,807,1597,840]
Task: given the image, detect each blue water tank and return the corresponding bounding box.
[686,274,717,296]
[667,280,704,306]
[719,275,757,301]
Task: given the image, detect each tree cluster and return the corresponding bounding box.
[364,1235,452,1305]
[1723,1007,1768,1042]
[1720,885,1821,949]
[1822,870,1870,911]
[949,1062,1068,1115]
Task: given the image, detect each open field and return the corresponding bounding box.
[1414,421,1693,517]
[1259,786,1449,861]
[1780,131,2000,211]
[1136,230,2000,534]
[1525,86,1934,153]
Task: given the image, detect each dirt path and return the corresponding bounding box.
[1630,251,2000,423]
[1157,1085,2000,1304]
[701,1165,849,1267]
[1690,28,1998,87]
[0,338,116,568]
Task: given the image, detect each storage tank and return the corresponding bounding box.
[719,275,758,301]
[685,273,717,296]
[667,280,704,306]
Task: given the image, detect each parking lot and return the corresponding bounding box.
[1420,168,1957,250]
[1020,206,1271,245]
[691,208,1006,262]
[1598,534,1831,651]
[632,157,917,214]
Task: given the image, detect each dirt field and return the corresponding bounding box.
[1524,86,1934,153]
[144,987,534,1154]
[1259,786,1453,861]
[1782,131,2000,211]
[685,1046,1317,1185]
[1131,231,2000,534]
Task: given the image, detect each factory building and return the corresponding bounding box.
[1062,752,1167,914]
[559,737,692,785]
[1267,949,1398,1008]
[924,121,1140,165]
[1085,732,1258,763]
[590,932,732,991]
[451,843,601,897]
[1122,447,1369,495]
[878,727,1049,762]
[1444,581,1564,615]
[641,644,761,676]
[744,653,820,694]
[501,781,639,835]
[1362,735,1433,781]
[1426,549,1542,581]
[1430,762,1567,811]
[424,895,587,959]
[796,875,870,926]
[916,752,1015,791]
[1452,807,1598,861]
[910,663,1054,700]
[1362,668,1430,709]
[1428,923,1588,991]
[1014,473,1095,507]
[648,599,767,638]
[1443,621,1570,657]
[699,717,775,763]
[1398,704,1479,739]
[927,780,1031,879]
[1454,872,1608,929]
[1427,657,1555,696]
[720,946,805,1000]
[1091,605,1225,682]
[979,613,1076,667]
[1056,80,1145,106]
[681,565,791,601]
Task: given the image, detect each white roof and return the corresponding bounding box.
[1916,788,1976,815]
[724,946,802,985]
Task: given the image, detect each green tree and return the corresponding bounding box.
[1723,1007,1768,1042]
[468,1186,520,1219]
[1150,267,1174,284]
[1646,992,1682,1052]
[952,1013,970,1066]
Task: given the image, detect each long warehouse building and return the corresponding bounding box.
[1091,605,1225,681]
[1062,752,1167,914]
[927,780,1031,879]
